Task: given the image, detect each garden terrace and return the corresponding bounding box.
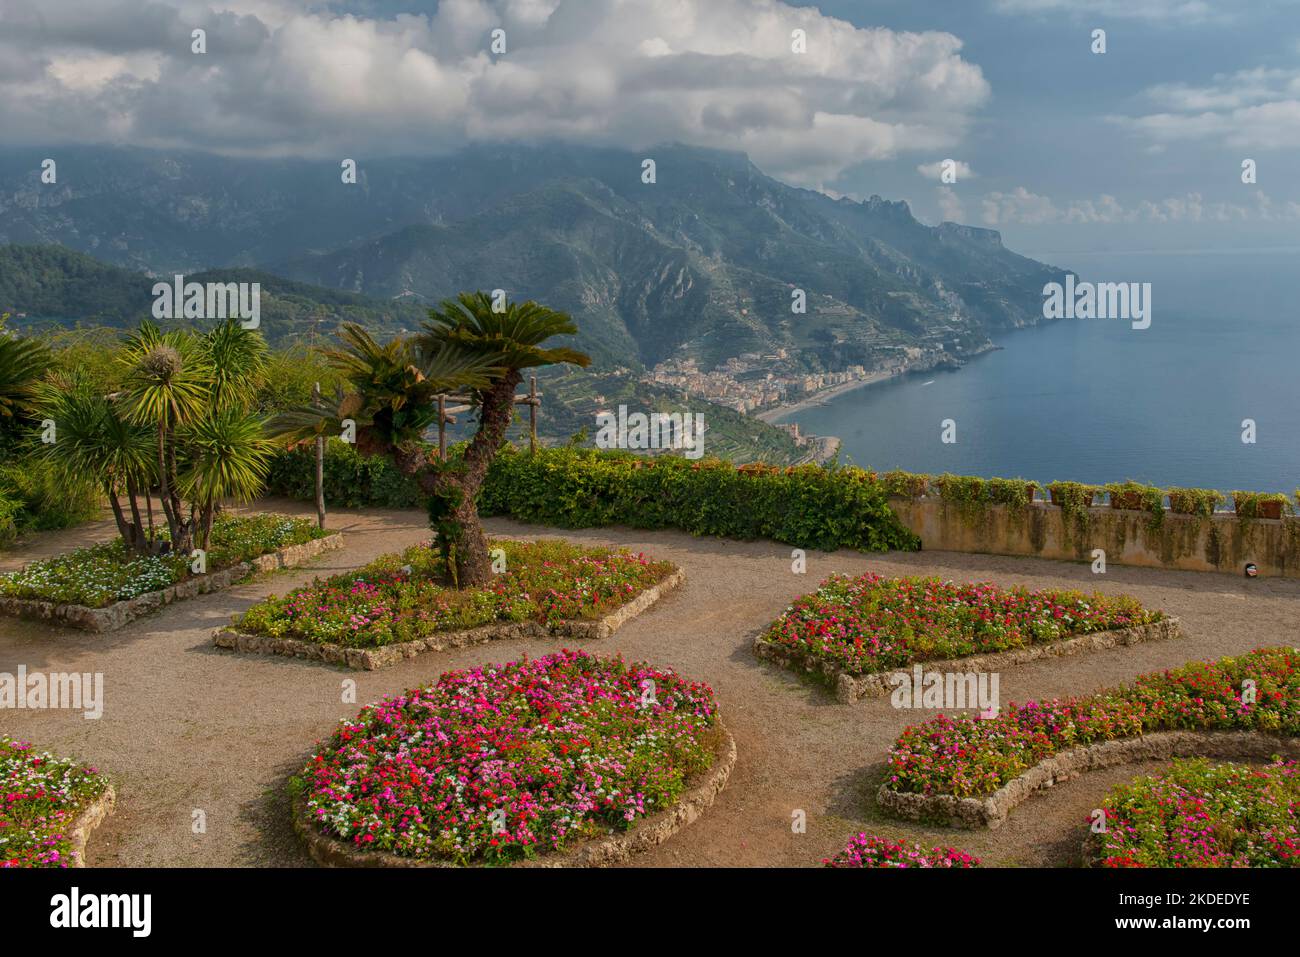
[292,649,731,867]
[0,514,338,632]
[214,538,681,669]
[7,502,1300,868]
[755,572,1176,702]
[1086,757,1300,868]
[879,648,1300,829]
[0,737,113,868]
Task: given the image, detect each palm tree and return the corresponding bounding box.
[278,295,588,586]
[413,293,589,585]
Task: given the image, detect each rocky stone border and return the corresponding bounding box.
[292,718,734,868]
[0,533,343,633]
[878,729,1300,830]
[754,617,1182,704]
[213,567,685,670]
[64,784,116,867]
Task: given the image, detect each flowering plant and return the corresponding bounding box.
[1093,757,1300,868]
[239,538,675,648]
[0,513,325,607]
[823,834,979,868]
[298,649,719,864]
[0,737,109,868]
[762,572,1162,677]
[886,648,1300,798]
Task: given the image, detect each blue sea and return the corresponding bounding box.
[774,249,1300,492]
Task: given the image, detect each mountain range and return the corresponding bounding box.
[0,144,1067,371]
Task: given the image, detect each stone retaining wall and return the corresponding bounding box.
[65,784,116,867]
[754,617,1182,704]
[293,719,734,867]
[213,567,684,670]
[877,729,1300,830]
[889,498,1300,578]
[0,533,343,632]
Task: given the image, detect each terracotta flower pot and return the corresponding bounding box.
[1110,491,1144,510]
[1235,496,1283,520]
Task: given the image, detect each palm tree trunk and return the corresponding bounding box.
[432,370,521,588]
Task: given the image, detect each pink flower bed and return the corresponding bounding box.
[762,572,1162,678]
[823,834,979,868]
[298,649,720,865]
[886,648,1300,799]
[1,737,109,868]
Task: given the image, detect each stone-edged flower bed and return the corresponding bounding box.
[1,737,114,868]
[1085,757,1300,868]
[878,648,1300,829]
[754,572,1174,703]
[823,834,980,868]
[0,514,340,632]
[215,538,682,670]
[291,649,732,867]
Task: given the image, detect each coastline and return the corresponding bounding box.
[755,369,898,424]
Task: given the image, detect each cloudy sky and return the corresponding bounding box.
[2,0,1298,257]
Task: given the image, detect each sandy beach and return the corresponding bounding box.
[755,370,897,424]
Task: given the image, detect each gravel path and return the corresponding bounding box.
[2,499,1295,868]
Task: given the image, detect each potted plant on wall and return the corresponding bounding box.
[1232,490,1290,520]
[1047,480,1099,509]
[1105,480,1162,511]
[881,470,929,499]
[1166,487,1225,517]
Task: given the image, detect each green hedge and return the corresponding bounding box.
[267,443,920,553]
[266,440,422,509]
[479,448,919,552]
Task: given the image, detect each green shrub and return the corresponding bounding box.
[480,447,920,553]
[265,440,422,509]
[0,492,18,548]
[0,457,100,533]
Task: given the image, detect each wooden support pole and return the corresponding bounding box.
[529,375,538,455]
[313,381,325,530]
[437,394,447,461]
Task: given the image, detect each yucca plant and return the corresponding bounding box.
[0,321,51,437]
[32,377,156,553]
[117,322,213,552]
[178,406,273,549]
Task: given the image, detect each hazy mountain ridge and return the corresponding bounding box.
[0,143,1067,370]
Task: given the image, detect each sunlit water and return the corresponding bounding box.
[774,250,1300,492]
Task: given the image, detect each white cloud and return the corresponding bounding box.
[916,159,975,181]
[979,186,1300,225]
[0,0,991,185]
[991,0,1263,24]
[935,186,965,222]
[1116,67,1300,149]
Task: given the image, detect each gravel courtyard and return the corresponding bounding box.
[2,499,1295,867]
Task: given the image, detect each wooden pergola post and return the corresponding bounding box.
[437,394,447,460]
[313,381,325,530]
[528,375,538,455]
